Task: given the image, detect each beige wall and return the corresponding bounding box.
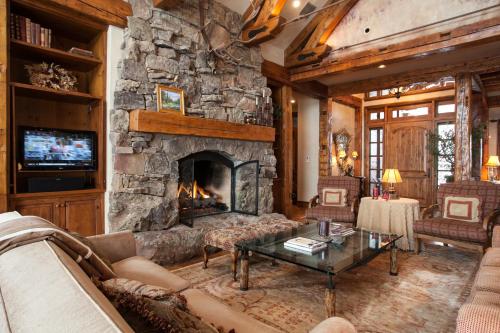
[328,0,499,58]
[296,93,320,202]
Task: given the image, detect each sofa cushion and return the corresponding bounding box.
[456,303,500,333]
[471,290,500,307]
[0,241,132,333]
[306,205,355,223]
[181,288,281,333]
[473,266,500,294]
[482,248,500,267]
[413,217,488,244]
[0,285,10,333]
[443,195,482,222]
[322,188,347,207]
[112,256,190,292]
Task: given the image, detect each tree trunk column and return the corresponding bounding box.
[455,73,473,181]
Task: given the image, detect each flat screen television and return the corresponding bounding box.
[20,127,97,171]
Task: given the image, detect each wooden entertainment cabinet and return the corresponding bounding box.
[1,0,128,235]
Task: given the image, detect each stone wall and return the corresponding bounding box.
[109,0,276,232]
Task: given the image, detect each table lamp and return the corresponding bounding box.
[382,169,403,200]
[485,155,500,181]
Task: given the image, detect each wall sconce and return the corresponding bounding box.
[338,150,347,160]
[351,151,358,160]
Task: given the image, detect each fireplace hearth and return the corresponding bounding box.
[178,151,259,227]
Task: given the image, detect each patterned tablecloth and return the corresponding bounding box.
[357,197,421,251]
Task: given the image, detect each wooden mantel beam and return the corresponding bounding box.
[291,16,500,82]
[241,0,287,46]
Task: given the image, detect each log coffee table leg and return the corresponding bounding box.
[390,243,398,276]
[324,272,336,317]
[203,245,209,269]
[231,250,239,281]
[240,250,249,291]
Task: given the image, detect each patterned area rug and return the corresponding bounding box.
[173,245,479,333]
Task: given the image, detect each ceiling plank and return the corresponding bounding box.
[291,15,500,82]
[328,55,500,96]
[241,0,287,46]
[284,0,358,68]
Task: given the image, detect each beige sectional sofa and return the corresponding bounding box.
[456,225,500,333]
[0,212,356,333]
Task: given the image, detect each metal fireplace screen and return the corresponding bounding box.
[177,150,259,227]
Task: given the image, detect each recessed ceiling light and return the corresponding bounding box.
[291,99,296,104]
[292,0,301,8]
[378,64,386,69]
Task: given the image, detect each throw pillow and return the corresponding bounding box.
[443,196,482,222]
[322,188,347,207]
[96,278,221,333]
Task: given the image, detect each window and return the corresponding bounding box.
[367,108,384,122]
[391,106,429,118]
[437,101,455,114]
[436,123,455,185]
[368,128,384,194]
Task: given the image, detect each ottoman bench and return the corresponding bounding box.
[203,218,299,280]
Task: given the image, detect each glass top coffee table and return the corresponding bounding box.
[235,223,402,318]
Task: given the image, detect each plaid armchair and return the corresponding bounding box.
[306,176,361,226]
[414,181,500,256]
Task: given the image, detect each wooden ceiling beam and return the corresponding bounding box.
[241,0,287,46]
[153,0,178,10]
[333,95,362,108]
[328,55,500,96]
[291,16,500,82]
[488,95,500,108]
[284,0,358,69]
[262,60,328,99]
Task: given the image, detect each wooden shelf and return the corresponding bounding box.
[11,82,101,103]
[11,39,102,71]
[129,109,276,143]
[10,188,104,199]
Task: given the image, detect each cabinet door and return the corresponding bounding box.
[64,197,100,236]
[12,200,60,226]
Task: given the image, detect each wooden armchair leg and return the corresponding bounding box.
[203,245,210,269]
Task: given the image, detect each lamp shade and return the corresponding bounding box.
[486,155,500,167]
[382,169,403,183]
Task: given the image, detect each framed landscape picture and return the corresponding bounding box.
[156,85,185,114]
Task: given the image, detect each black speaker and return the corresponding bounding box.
[27,177,86,193]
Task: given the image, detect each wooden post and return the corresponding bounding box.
[455,73,473,181]
[0,0,8,212]
[324,272,336,317]
[319,98,331,176]
[231,250,239,281]
[239,250,249,291]
[390,243,398,276]
[280,85,293,217]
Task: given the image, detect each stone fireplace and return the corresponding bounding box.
[178,150,259,226]
[108,0,276,233]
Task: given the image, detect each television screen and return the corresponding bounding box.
[21,127,97,170]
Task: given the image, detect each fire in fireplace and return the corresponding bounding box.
[178,151,259,227]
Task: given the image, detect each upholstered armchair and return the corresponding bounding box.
[306,176,362,226]
[414,181,500,256]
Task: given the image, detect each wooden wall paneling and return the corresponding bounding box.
[280,85,293,217]
[0,0,8,211]
[454,73,473,181]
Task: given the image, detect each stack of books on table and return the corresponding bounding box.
[284,237,327,254]
[330,223,356,237]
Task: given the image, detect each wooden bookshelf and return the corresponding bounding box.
[11,39,102,71]
[5,0,108,235]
